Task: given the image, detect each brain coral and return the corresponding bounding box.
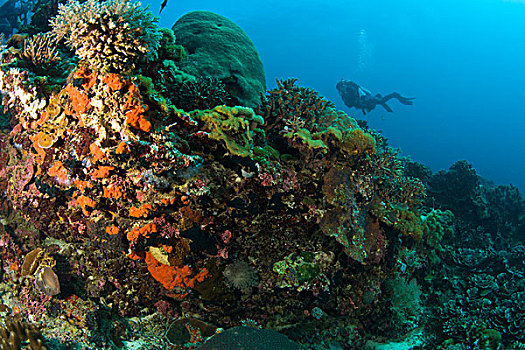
[172,11,266,108]
[49,0,162,72]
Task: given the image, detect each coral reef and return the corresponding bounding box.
[0,24,438,344]
[0,1,523,349]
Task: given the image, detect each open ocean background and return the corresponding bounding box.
[148,0,525,193]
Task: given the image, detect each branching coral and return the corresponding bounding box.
[260,78,376,157]
[0,316,48,350]
[260,78,335,131]
[49,0,162,72]
[21,33,60,68]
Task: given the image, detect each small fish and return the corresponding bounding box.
[160,0,167,13]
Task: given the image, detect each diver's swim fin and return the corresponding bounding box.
[160,0,167,13]
[397,96,415,105]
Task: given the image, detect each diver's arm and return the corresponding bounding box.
[379,102,393,112]
[358,86,372,96]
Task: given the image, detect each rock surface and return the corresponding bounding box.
[197,326,299,350]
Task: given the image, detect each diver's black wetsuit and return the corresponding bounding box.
[336,80,414,114]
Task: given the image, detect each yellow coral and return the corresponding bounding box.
[191,105,264,157]
[341,128,376,155]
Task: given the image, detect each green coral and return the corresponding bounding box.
[423,209,455,248]
[281,127,328,153]
[340,128,376,155]
[157,27,186,62]
[253,144,280,160]
[272,251,332,291]
[135,74,171,115]
[191,105,264,157]
[371,202,424,240]
[261,79,376,157]
[469,321,502,350]
[281,110,376,156]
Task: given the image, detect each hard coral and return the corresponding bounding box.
[260,78,376,158]
[50,0,162,72]
[197,326,298,350]
[261,78,334,131]
[191,105,264,157]
[0,316,47,350]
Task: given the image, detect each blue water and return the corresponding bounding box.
[150,0,525,192]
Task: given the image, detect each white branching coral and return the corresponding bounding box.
[49,0,162,72]
[0,68,46,127]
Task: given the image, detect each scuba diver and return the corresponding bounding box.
[336,79,415,115]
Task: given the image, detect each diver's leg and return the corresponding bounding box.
[382,92,415,105]
[379,102,393,112]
